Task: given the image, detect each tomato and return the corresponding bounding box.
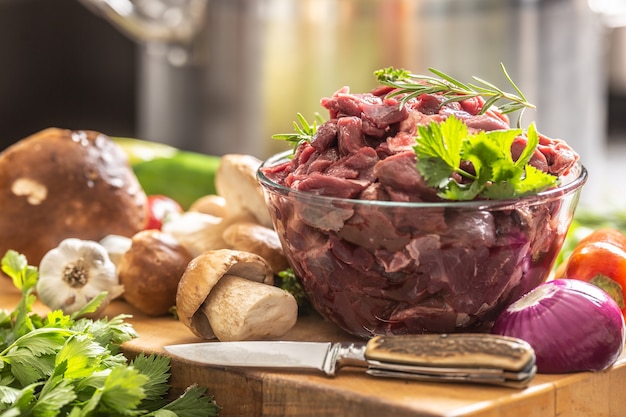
[564,228,626,314]
[145,195,183,230]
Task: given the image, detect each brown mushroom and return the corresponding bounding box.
[176,249,298,341]
[188,194,228,218]
[162,211,255,257]
[0,128,147,265]
[118,229,193,316]
[222,221,289,274]
[215,154,273,228]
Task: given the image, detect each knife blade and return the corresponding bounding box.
[164,333,536,388]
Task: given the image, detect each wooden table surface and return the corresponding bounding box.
[2,285,625,417]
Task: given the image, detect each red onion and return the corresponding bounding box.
[492,279,625,373]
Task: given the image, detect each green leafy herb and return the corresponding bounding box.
[272,113,325,150]
[414,115,558,200]
[0,250,220,417]
[374,64,535,127]
[277,269,312,315]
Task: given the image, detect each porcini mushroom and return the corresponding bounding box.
[162,211,255,257]
[188,194,227,218]
[222,221,289,274]
[118,229,193,316]
[0,128,147,265]
[215,154,273,228]
[176,249,298,341]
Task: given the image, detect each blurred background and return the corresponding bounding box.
[0,0,624,207]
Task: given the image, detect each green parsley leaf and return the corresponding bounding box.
[99,366,149,414]
[32,377,77,417]
[1,250,38,292]
[131,353,171,403]
[0,251,221,417]
[150,385,220,417]
[414,115,558,200]
[415,116,465,189]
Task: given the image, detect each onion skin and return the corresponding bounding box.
[492,279,625,374]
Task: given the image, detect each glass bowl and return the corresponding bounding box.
[258,151,587,338]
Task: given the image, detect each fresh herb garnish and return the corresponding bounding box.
[277,268,312,315]
[414,115,558,200]
[0,250,220,416]
[374,64,535,127]
[272,113,324,150]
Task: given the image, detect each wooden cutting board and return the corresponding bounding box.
[1,285,625,417]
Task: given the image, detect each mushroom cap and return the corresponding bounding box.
[0,128,147,265]
[118,229,193,316]
[188,194,227,218]
[215,154,273,227]
[222,222,290,274]
[176,249,274,339]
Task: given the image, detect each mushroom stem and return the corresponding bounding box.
[202,274,298,341]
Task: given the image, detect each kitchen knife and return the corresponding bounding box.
[164,333,536,388]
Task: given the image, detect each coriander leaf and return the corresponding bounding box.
[512,164,560,196]
[414,115,558,200]
[514,122,539,168]
[122,355,176,414]
[479,180,517,200]
[0,383,20,407]
[1,250,39,340]
[56,336,107,379]
[71,314,137,354]
[10,328,73,356]
[0,252,221,417]
[439,178,483,201]
[277,268,312,313]
[71,292,109,319]
[462,130,520,187]
[1,250,38,292]
[414,116,466,188]
[32,377,77,417]
[99,366,148,414]
[0,383,38,415]
[147,385,220,417]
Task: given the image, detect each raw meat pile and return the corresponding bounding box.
[261,85,580,337]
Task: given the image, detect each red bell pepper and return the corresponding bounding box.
[145,195,183,230]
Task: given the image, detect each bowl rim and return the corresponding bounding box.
[257,150,588,210]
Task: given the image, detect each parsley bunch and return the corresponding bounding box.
[414,116,558,200]
[0,250,220,417]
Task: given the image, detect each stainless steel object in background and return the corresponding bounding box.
[80,0,624,205]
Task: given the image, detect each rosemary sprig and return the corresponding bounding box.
[374,64,535,127]
[272,112,325,151]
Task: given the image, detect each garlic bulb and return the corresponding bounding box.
[37,238,124,315]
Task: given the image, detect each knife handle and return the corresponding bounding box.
[365,333,535,372]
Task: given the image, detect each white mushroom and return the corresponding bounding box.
[176,249,298,341]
